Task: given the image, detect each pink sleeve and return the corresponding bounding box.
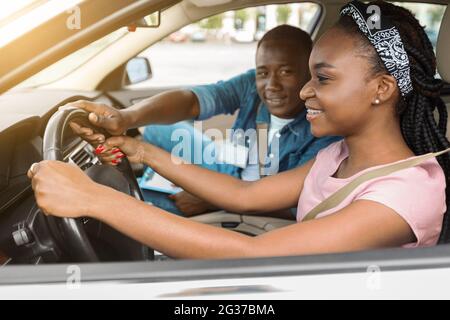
[356,160,446,247]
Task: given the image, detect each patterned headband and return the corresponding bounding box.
[340,0,413,97]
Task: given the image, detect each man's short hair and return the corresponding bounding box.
[257,24,312,53]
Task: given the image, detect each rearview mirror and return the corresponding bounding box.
[127,11,160,31]
[124,57,152,85]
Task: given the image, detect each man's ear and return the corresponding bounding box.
[374,74,399,104]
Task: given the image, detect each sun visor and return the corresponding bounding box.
[188,0,233,7]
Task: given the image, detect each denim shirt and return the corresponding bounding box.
[190,69,342,178]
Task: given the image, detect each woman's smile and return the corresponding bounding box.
[306,107,324,122]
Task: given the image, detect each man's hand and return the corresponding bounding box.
[67,100,129,145]
[169,191,218,217]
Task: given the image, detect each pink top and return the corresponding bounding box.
[297,140,447,248]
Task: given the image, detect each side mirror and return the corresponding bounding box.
[124,57,152,86]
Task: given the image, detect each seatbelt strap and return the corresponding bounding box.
[302,147,450,222]
[254,101,271,177]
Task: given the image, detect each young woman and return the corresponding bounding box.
[28,0,450,259]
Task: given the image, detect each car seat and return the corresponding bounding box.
[437,6,450,243]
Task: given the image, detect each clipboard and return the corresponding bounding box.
[138,167,183,194]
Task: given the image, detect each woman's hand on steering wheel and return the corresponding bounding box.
[27,161,108,219]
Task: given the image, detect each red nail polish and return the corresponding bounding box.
[116,154,125,159]
[112,159,121,165]
[95,145,105,155]
[112,148,121,154]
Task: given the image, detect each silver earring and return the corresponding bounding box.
[374,99,380,104]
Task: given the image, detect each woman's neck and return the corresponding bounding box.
[339,120,415,177]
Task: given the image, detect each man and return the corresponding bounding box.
[70,25,341,218]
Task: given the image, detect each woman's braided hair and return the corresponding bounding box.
[337,0,450,243]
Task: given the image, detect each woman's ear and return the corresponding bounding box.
[373,74,398,105]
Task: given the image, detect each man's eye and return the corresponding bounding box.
[280,69,292,75]
[257,72,268,77]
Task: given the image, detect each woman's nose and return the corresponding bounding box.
[299,80,314,101]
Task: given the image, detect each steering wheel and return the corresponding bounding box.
[41,106,152,262]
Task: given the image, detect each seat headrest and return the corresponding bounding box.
[437,6,450,82]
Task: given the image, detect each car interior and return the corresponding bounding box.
[0,0,449,267]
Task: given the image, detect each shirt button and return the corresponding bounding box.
[275,133,281,138]
[269,153,275,158]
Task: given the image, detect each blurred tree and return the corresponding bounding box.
[277,5,292,24]
[235,9,249,29]
[200,14,223,30]
[427,6,446,28]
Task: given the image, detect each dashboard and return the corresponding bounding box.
[0,89,116,265]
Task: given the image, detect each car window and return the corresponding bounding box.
[127,2,321,89]
[393,2,446,52]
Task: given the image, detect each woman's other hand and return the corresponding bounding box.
[99,136,146,165]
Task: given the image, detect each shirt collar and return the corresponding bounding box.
[256,103,307,136]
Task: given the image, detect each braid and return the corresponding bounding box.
[338,1,450,243]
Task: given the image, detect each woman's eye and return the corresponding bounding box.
[317,75,329,83]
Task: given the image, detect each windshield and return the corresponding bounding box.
[0,0,85,48]
[14,27,129,89]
